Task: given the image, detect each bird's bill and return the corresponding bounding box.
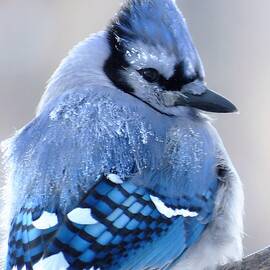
[162,88,237,113]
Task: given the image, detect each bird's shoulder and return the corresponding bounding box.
[3,87,161,215]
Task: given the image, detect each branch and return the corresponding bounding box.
[219,246,270,270]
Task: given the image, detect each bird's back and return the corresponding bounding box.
[3,85,229,270]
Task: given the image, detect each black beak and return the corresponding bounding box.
[175,89,237,113]
[162,82,237,113]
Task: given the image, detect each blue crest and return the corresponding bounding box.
[109,0,202,65]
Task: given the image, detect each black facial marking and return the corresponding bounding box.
[104,28,135,94]
[158,62,199,91]
[103,1,140,94]
[136,61,200,92]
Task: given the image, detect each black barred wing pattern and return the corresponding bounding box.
[7,174,214,270]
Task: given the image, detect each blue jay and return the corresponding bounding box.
[2,0,244,269]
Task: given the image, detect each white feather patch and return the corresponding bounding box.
[150,195,198,218]
[67,208,98,225]
[12,265,26,270]
[32,211,58,230]
[107,174,123,184]
[33,252,69,270]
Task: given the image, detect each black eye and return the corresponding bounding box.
[137,68,160,83]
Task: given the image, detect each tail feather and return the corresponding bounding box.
[7,207,58,270]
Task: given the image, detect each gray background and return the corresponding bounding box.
[0,0,269,256]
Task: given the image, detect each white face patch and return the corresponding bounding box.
[125,41,177,79]
[32,211,58,230]
[150,195,198,218]
[107,174,123,184]
[67,208,98,225]
[12,267,20,270]
[34,252,69,270]
[123,40,192,116]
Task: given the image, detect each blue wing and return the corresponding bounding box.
[5,89,220,269]
[7,207,57,269]
[7,174,218,270]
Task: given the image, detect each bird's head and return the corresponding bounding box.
[104,0,237,116]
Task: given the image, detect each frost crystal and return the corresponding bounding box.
[4,89,163,214]
[3,86,216,216]
[165,124,208,181]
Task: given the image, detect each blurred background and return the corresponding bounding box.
[0,0,269,257]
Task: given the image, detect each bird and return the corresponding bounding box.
[2,0,244,269]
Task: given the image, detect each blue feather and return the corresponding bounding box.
[6,173,218,269]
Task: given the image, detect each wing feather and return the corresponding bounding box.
[7,174,217,270]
